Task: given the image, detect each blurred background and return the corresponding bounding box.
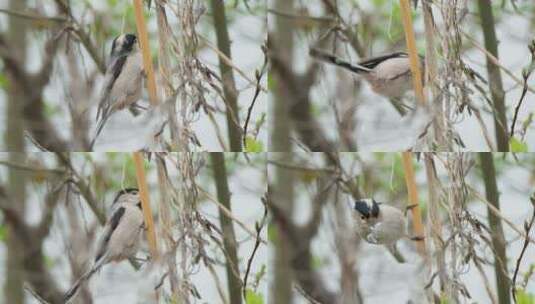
[268,0,535,151]
[268,152,535,303]
[0,152,267,303]
[0,0,267,151]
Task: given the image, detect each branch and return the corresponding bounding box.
[53,0,106,73]
[267,182,340,304]
[269,45,334,151]
[55,152,105,224]
[242,195,268,300]
[0,33,69,151]
[511,195,535,303]
[510,41,535,139]
[0,185,65,303]
[210,0,242,151]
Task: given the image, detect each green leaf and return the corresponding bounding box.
[0,74,8,88]
[245,289,264,304]
[245,136,264,152]
[517,289,535,304]
[267,223,277,242]
[510,137,528,152]
[0,225,6,241]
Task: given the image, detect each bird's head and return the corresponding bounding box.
[353,198,380,220]
[112,187,141,208]
[110,33,139,58]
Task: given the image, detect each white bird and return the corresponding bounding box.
[310,48,425,99]
[90,33,144,148]
[352,198,422,245]
[64,188,144,302]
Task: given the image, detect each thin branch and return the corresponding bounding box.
[242,195,268,300]
[511,195,535,303]
[242,43,267,149]
[0,8,67,23]
[468,185,535,245]
[198,187,267,244]
[510,41,535,139]
[463,32,535,95]
[199,34,267,92]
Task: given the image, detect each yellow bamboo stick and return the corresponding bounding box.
[133,152,159,258]
[401,152,426,256]
[399,0,426,106]
[133,0,158,106]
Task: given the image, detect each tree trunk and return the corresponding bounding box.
[477,0,509,151]
[270,0,295,152]
[210,153,242,304]
[269,152,294,304]
[479,153,510,304]
[210,1,242,151]
[4,0,28,301]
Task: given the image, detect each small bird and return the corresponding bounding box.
[91,33,144,148]
[352,198,422,245]
[64,188,145,302]
[309,48,425,99]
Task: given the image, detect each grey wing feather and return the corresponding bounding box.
[94,206,125,262]
[91,56,128,148]
[64,206,124,304]
[96,56,128,120]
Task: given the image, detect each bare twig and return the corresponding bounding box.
[198,187,267,244]
[463,32,535,95]
[242,195,268,300]
[511,195,535,303]
[510,41,535,140]
[243,43,268,149]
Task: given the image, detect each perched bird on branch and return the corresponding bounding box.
[91,34,145,148]
[64,188,145,303]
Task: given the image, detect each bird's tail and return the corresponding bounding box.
[63,265,99,303]
[309,48,372,74]
[89,114,111,150]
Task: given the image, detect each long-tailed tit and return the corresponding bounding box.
[352,198,423,245]
[310,48,424,99]
[64,188,145,302]
[90,34,144,148]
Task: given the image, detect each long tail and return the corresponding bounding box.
[309,48,371,74]
[89,114,111,150]
[63,266,98,303]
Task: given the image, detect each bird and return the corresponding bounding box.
[352,198,423,245]
[90,33,144,148]
[64,188,145,303]
[309,48,425,99]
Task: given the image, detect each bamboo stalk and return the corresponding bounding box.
[399,0,426,106]
[401,152,426,256]
[133,0,158,106]
[133,152,159,258]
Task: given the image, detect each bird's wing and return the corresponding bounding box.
[358,52,408,69]
[94,206,125,263]
[309,48,372,74]
[65,211,125,304]
[96,55,128,122]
